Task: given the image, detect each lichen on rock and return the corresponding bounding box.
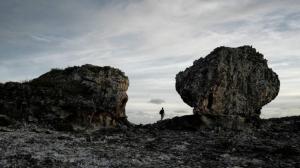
[176,46,280,120]
[0,64,130,130]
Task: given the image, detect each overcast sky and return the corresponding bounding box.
[1,0,300,124]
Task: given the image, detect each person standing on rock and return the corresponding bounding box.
[159,107,165,120]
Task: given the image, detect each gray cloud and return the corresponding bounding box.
[149,99,165,105]
[174,110,189,114]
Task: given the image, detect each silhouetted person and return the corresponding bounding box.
[159,107,165,120]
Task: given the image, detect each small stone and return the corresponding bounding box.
[0,114,13,126]
[220,153,230,158]
[171,144,187,151]
[158,154,171,161]
[250,158,264,165]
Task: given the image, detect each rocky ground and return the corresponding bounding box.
[0,116,299,168]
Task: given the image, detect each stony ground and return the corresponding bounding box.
[0,116,299,168]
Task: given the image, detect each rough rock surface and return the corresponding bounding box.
[0,116,299,168]
[0,64,130,130]
[176,46,280,119]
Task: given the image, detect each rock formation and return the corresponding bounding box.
[0,64,130,130]
[176,46,280,120]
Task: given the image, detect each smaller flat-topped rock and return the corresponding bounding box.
[0,64,130,131]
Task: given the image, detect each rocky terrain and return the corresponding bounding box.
[0,116,299,168]
[0,46,299,167]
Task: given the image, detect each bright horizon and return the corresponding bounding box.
[1,0,300,124]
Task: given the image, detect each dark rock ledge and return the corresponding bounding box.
[0,64,130,131]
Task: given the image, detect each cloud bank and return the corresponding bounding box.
[149,99,165,105]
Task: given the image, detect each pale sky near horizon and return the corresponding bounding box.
[1,0,300,124]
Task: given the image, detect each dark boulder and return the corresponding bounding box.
[0,64,130,130]
[0,114,13,126]
[176,46,280,120]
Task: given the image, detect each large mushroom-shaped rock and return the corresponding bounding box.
[0,64,130,130]
[176,46,280,119]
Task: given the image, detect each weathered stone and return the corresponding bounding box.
[0,114,13,126]
[176,46,280,119]
[0,64,130,130]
